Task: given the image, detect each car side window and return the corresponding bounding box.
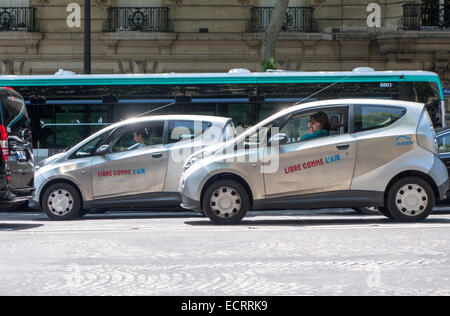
[224,122,237,141]
[168,120,212,144]
[70,135,104,159]
[243,117,285,147]
[280,108,348,144]
[438,133,450,154]
[354,105,406,133]
[110,121,164,153]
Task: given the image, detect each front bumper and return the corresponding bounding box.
[180,194,202,212]
[28,198,40,210]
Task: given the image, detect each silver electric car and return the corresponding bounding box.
[32,115,236,220]
[180,99,449,224]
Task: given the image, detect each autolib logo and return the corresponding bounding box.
[395,136,415,146]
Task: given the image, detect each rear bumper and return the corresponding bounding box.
[0,187,35,208]
[437,178,449,201]
[430,156,450,201]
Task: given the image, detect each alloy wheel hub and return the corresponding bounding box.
[48,189,74,216]
[395,184,428,217]
[210,187,242,219]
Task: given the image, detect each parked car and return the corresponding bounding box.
[31,115,236,220]
[180,99,448,224]
[0,87,34,211]
[436,127,450,205]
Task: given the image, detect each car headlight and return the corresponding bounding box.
[35,160,46,171]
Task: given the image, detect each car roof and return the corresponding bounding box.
[234,98,425,143]
[279,99,424,116]
[111,114,232,129]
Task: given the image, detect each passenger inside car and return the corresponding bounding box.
[300,111,330,142]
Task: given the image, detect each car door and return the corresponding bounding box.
[91,120,168,199]
[263,106,356,199]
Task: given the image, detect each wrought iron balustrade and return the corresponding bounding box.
[0,7,37,32]
[247,7,317,33]
[103,7,172,32]
[403,3,450,30]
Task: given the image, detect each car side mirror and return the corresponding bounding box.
[268,133,289,146]
[96,144,111,155]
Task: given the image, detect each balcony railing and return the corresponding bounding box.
[403,3,450,30]
[103,7,172,32]
[247,7,317,33]
[0,7,37,32]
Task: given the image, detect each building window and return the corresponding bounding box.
[403,0,450,30]
[0,0,36,32]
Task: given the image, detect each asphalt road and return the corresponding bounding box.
[0,208,449,296]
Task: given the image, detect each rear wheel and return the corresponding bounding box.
[202,180,249,225]
[386,177,435,222]
[42,183,82,221]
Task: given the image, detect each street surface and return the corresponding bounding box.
[0,208,449,296]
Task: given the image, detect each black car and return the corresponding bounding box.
[0,87,34,210]
[436,127,450,205]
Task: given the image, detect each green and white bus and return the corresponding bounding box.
[0,68,445,160]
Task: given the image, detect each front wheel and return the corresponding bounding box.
[386,177,435,222]
[42,183,82,221]
[202,180,249,225]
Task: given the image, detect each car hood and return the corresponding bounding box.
[37,152,65,168]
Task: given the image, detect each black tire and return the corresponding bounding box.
[352,207,381,216]
[378,206,394,219]
[386,177,435,222]
[202,180,249,225]
[78,208,91,217]
[42,183,82,221]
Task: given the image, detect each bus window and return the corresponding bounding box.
[403,82,442,127]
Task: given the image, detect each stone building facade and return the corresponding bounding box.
[0,0,449,101]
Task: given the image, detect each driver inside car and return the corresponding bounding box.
[301,112,330,142]
[128,127,149,151]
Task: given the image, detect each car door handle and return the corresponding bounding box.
[152,153,163,159]
[337,144,350,151]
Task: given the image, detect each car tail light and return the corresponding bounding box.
[0,125,9,162]
[1,87,15,91]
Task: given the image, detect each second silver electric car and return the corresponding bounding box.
[180,99,448,224]
[32,115,236,220]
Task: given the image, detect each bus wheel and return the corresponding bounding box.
[386,177,435,222]
[202,180,249,225]
[43,183,82,221]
